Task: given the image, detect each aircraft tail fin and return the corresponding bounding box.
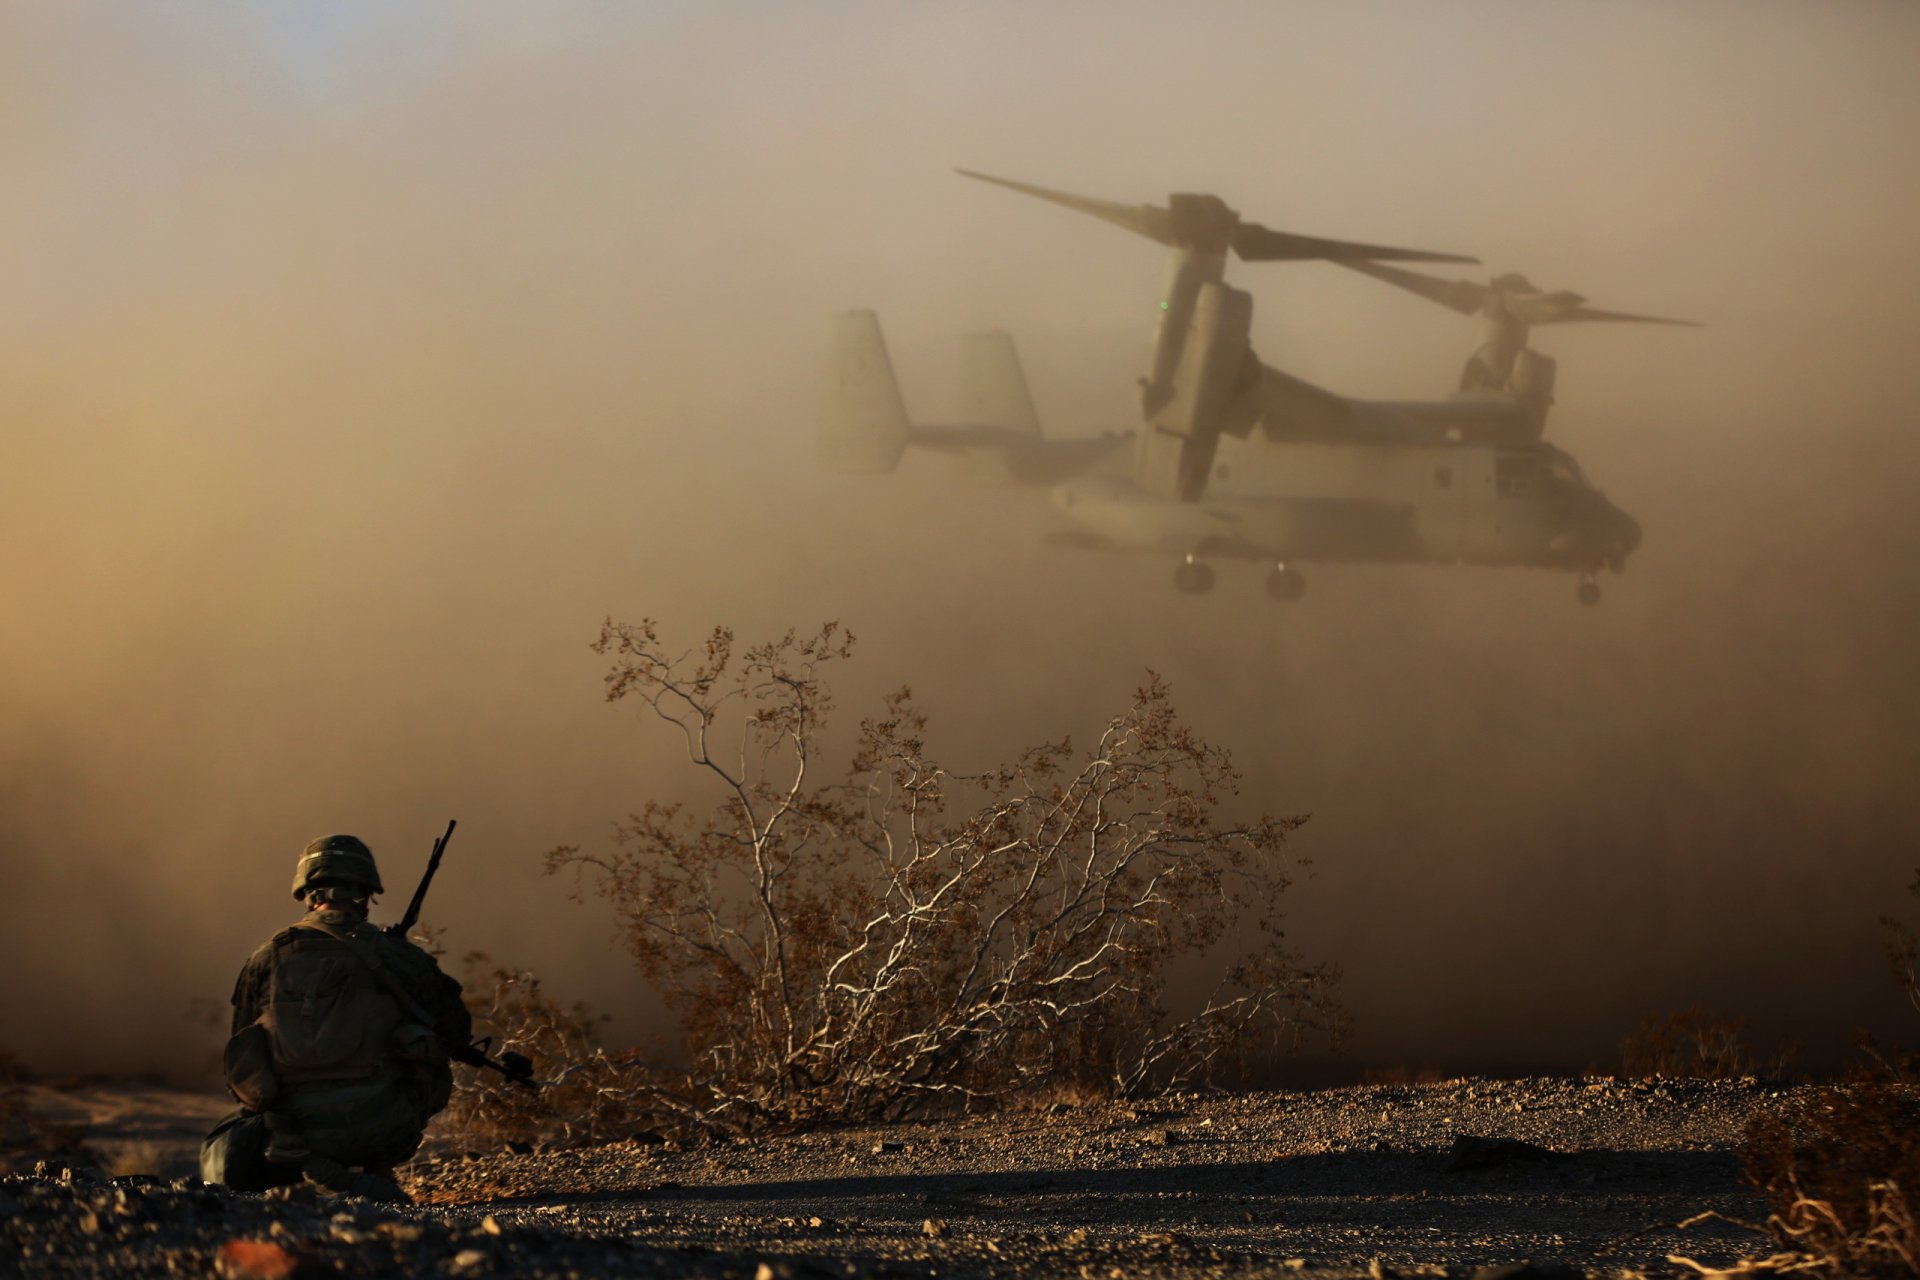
[819,309,911,474]
[959,330,1041,437]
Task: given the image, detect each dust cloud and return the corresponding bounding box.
[2,3,1917,1081]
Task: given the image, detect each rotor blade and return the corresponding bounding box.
[1333,259,1489,315]
[1235,224,1478,265]
[1531,303,1703,327]
[955,169,1173,245]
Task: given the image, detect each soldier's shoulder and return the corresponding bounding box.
[370,927,446,974]
[246,928,300,964]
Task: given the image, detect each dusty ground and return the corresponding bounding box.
[2,1076,1795,1278]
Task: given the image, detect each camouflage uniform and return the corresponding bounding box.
[201,835,470,1198]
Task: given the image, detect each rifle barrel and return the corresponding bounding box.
[396,818,458,935]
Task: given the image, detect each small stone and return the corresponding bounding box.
[871,1140,904,1155]
[480,1216,503,1235]
[449,1248,489,1272]
[215,1239,300,1280]
[922,1218,949,1238]
[1470,1265,1584,1280]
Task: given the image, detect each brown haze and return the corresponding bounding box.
[2,3,1917,1081]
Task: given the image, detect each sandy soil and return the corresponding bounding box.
[3,1075,1794,1278]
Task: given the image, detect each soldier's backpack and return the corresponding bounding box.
[262,921,408,1084]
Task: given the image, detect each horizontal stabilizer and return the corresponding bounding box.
[819,310,910,474]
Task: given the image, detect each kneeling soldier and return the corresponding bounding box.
[201,834,471,1202]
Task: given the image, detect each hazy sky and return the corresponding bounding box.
[2,2,1917,1079]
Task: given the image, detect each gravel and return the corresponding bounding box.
[4,1075,1799,1279]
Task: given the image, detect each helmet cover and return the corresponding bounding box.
[291,833,384,900]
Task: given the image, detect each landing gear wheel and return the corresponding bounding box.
[1265,563,1306,601]
[1577,575,1601,607]
[1173,558,1217,596]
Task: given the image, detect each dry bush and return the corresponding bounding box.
[1362,1065,1450,1086]
[1731,867,1920,1278]
[1620,1005,1794,1080]
[1743,1076,1919,1278]
[547,620,1341,1133]
[429,950,682,1150]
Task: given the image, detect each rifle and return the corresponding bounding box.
[387,821,546,1090]
[454,1038,542,1091]
[391,819,457,938]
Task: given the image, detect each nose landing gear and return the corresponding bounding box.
[1577,572,1601,606]
[1266,563,1306,601]
[1173,555,1217,596]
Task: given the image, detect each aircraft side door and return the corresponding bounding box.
[1421,446,1474,560]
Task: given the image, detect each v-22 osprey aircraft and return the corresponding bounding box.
[820,171,1695,605]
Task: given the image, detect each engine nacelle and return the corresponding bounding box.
[1136,281,1254,500]
[1509,348,1557,439]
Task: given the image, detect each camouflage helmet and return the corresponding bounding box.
[292,833,384,900]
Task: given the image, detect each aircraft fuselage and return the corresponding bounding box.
[1050,435,1640,574]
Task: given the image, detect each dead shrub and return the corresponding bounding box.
[1362,1065,1450,1086]
[1620,1005,1794,1079]
[547,620,1342,1133]
[428,950,682,1150]
[1743,1075,1919,1277]
[1731,867,1920,1278]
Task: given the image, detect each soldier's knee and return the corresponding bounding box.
[199,1110,301,1193]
